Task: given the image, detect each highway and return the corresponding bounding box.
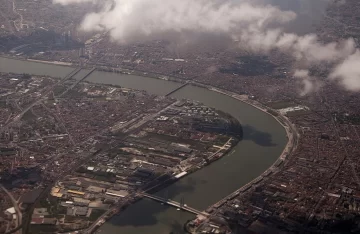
[0,67,81,132]
[58,67,96,97]
[123,100,180,133]
[0,184,22,234]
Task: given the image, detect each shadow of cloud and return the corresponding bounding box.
[107,178,198,230]
[242,124,277,147]
[105,126,276,230]
[0,30,83,55]
[156,176,206,200]
[167,220,187,234]
[108,199,168,227]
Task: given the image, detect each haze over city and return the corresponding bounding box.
[55,0,360,91]
[0,0,359,234]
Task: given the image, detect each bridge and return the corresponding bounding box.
[165,81,190,96]
[141,193,209,217]
[2,67,82,128]
[58,67,96,97]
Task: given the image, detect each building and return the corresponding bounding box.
[105,189,129,198]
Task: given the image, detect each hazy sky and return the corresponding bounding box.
[54,0,360,93]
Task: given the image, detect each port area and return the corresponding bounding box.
[83,75,295,234]
[0,71,242,234]
[184,85,299,234]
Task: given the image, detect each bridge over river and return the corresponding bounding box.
[0,56,288,234]
[141,193,210,217]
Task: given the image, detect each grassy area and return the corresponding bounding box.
[335,113,360,125]
[37,196,66,216]
[29,225,58,234]
[21,108,37,121]
[0,101,8,108]
[144,132,209,149]
[267,109,279,117]
[286,110,311,117]
[267,101,295,109]
[52,86,68,96]
[89,209,105,221]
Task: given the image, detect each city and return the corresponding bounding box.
[0,0,360,234]
[0,70,240,233]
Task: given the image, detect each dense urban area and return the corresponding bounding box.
[0,0,360,234]
[0,71,240,233]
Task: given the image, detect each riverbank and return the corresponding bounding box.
[0,54,184,82]
[84,76,295,234]
[0,56,290,234]
[94,60,299,233]
[85,137,236,234]
[72,66,296,234]
[27,59,73,66]
[182,86,299,233]
[0,54,76,68]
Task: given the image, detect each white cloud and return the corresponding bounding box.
[294,69,322,96]
[330,51,360,91]
[236,30,356,64]
[54,0,296,41]
[77,0,296,43]
[54,0,94,3]
[54,0,360,92]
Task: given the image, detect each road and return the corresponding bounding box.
[12,0,24,31]
[0,184,22,234]
[82,101,184,234]
[0,7,15,33]
[0,68,81,132]
[207,137,232,161]
[58,68,96,97]
[307,92,360,222]
[83,207,113,234]
[41,102,76,146]
[123,100,180,133]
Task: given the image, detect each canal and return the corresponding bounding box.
[0,56,287,234]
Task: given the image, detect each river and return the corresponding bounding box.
[0,56,287,234]
[0,1,328,232]
[99,84,287,234]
